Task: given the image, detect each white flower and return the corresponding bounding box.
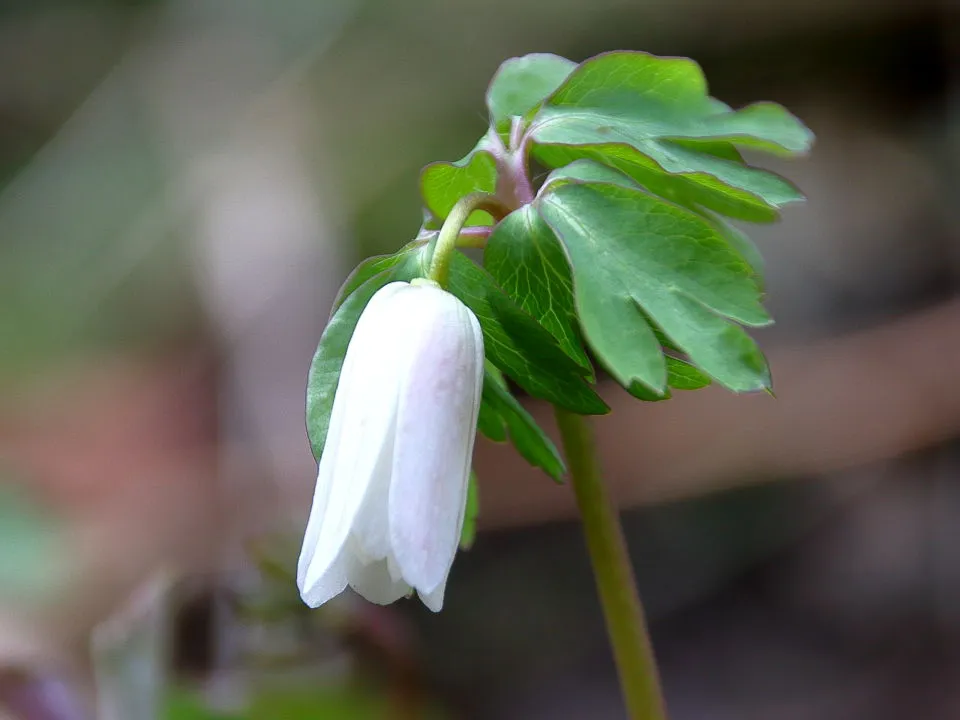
[298,280,484,612]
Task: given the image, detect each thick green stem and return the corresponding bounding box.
[554,407,668,720]
[427,192,509,288]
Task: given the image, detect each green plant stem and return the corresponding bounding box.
[427,192,509,287]
[554,407,668,720]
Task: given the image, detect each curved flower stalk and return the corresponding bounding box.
[298,281,484,612]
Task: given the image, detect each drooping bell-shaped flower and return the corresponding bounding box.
[298,280,484,612]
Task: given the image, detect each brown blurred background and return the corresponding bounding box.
[0,0,959,718]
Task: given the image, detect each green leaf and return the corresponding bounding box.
[625,382,670,402]
[165,690,245,720]
[420,135,499,226]
[667,356,712,390]
[477,395,507,441]
[486,53,577,135]
[625,356,713,401]
[331,254,402,313]
[446,252,608,415]
[710,215,765,288]
[542,51,813,155]
[331,239,437,313]
[544,51,709,113]
[0,479,67,602]
[249,688,400,720]
[616,356,713,402]
[541,158,642,192]
[684,102,817,155]
[459,470,480,550]
[484,205,592,374]
[305,269,398,461]
[529,51,812,223]
[533,142,801,223]
[538,181,771,394]
[480,367,565,481]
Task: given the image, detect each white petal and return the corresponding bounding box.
[417,582,446,613]
[297,462,349,607]
[350,426,394,565]
[346,548,412,606]
[389,286,484,607]
[297,282,409,606]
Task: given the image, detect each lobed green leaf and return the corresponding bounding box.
[528,51,812,223]
[706,214,765,289]
[446,252,608,415]
[540,158,642,192]
[538,180,771,395]
[480,366,565,481]
[542,51,813,154]
[484,205,592,374]
[486,53,577,136]
[420,136,499,226]
[533,140,802,223]
[666,356,712,390]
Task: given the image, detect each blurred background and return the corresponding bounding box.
[0,0,959,718]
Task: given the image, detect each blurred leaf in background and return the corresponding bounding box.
[0,473,68,603]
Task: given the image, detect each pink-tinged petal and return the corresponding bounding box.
[297,282,409,607]
[389,286,484,608]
